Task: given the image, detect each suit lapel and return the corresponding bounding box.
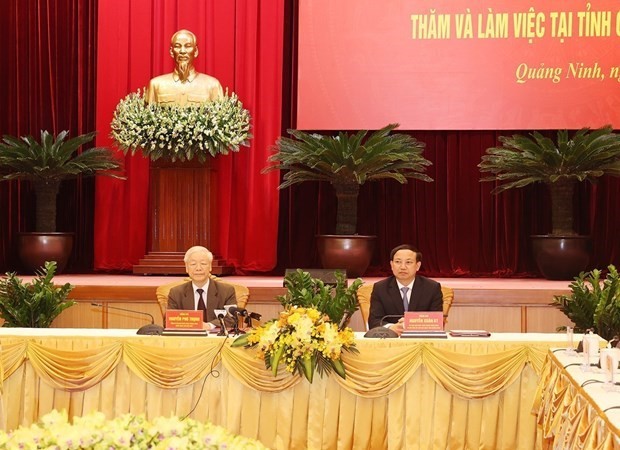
[391,277,422,312]
[205,281,220,322]
[388,277,405,313]
[409,277,427,311]
[410,277,425,310]
[207,281,218,306]
[183,281,218,322]
[182,282,194,310]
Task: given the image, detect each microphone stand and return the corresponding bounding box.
[216,313,229,337]
[228,307,248,335]
[247,312,262,328]
[338,310,354,331]
[231,312,241,335]
[91,303,163,335]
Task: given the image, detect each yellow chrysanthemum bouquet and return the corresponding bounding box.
[232,270,362,382]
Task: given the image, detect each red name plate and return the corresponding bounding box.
[165,310,203,330]
[403,311,444,331]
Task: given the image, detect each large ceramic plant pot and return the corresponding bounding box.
[316,235,376,278]
[530,235,591,280]
[17,232,74,273]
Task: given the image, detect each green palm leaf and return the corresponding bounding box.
[0,130,125,231]
[480,126,620,191]
[265,124,433,234]
[0,130,124,183]
[479,126,620,235]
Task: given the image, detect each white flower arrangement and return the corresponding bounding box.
[110,90,252,162]
[0,410,268,449]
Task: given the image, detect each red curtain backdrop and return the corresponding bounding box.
[94,0,283,272]
[1,1,618,277]
[276,130,620,277]
[0,0,97,273]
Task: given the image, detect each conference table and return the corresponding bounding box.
[535,348,620,449]
[0,329,571,449]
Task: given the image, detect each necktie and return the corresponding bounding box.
[197,288,207,321]
[401,286,409,311]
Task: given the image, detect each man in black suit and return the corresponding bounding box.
[168,246,236,330]
[368,244,443,335]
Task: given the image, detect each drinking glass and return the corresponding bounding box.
[565,326,576,355]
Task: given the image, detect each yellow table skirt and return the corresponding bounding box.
[534,350,620,450]
[0,330,568,449]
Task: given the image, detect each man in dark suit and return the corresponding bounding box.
[168,246,236,330]
[368,244,443,335]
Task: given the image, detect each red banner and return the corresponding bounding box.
[297,0,620,130]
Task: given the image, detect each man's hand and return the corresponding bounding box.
[388,318,405,336]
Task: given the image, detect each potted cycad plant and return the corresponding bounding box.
[479,126,620,279]
[0,130,124,272]
[264,123,432,277]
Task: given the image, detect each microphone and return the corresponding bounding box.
[227,307,248,335]
[364,314,402,339]
[216,312,229,337]
[244,311,262,328]
[91,303,163,335]
[228,306,248,317]
[338,310,354,331]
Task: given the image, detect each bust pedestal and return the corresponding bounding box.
[132,158,233,275]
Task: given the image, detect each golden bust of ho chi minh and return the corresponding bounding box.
[146,29,224,106]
